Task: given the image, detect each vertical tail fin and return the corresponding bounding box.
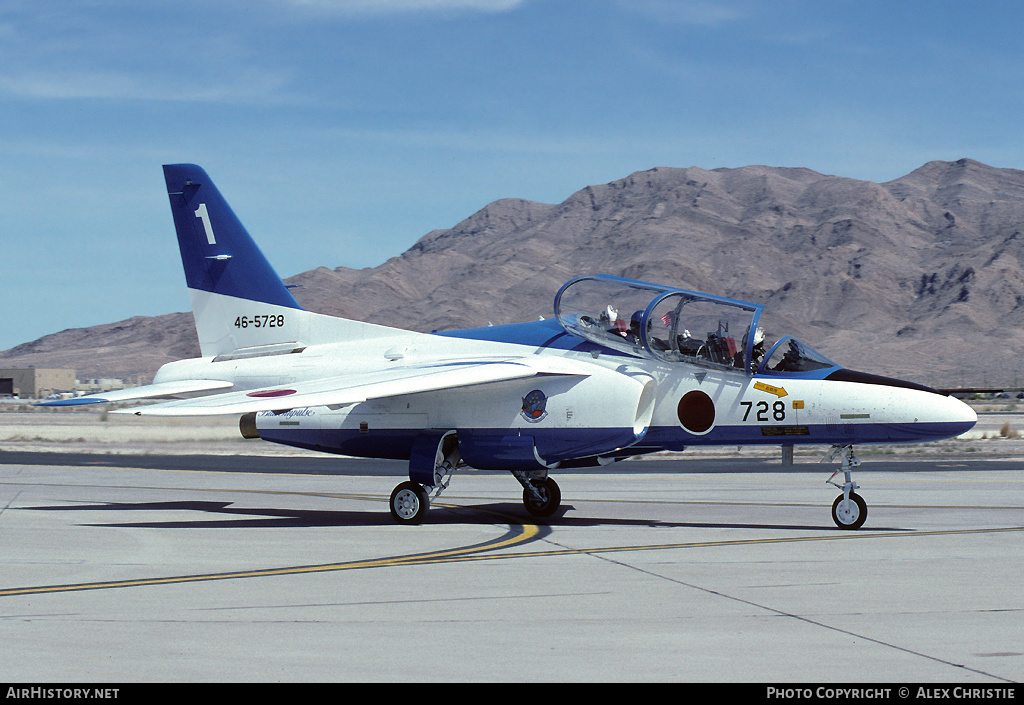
[163,164,401,357]
[163,164,302,311]
[164,164,304,357]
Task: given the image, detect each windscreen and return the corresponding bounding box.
[759,336,838,374]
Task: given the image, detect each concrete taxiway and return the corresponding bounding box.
[1,451,1022,682]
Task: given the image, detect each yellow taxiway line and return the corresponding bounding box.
[2,521,1021,598]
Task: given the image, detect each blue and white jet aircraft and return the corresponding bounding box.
[47,164,978,528]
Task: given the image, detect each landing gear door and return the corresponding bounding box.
[409,430,459,487]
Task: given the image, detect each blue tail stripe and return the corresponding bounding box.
[162,164,303,310]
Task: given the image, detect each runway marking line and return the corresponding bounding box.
[0,516,541,597]
[3,473,1022,597]
[1,523,1021,598]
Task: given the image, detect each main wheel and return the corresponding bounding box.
[523,477,561,518]
[832,491,867,530]
[390,481,430,525]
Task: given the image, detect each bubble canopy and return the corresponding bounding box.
[554,275,766,374]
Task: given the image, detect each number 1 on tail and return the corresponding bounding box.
[194,203,216,244]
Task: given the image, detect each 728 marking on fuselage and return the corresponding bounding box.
[740,400,787,422]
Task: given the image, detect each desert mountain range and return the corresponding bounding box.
[4,158,1024,389]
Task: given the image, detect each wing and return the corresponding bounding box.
[116,357,594,417]
[38,379,235,407]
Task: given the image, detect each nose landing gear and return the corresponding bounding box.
[825,444,867,530]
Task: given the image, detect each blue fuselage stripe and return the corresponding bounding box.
[258,420,975,466]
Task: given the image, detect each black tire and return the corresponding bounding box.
[390,481,429,525]
[832,491,867,530]
[523,477,561,518]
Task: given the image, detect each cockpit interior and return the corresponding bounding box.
[554,275,839,377]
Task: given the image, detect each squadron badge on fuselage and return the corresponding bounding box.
[521,389,548,423]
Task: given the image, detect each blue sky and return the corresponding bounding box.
[2,0,1023,350]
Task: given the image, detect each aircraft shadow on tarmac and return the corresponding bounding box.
[20,499,907,532]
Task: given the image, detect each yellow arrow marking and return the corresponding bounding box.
[754,381,788,397]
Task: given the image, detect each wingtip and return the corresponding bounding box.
[35,397,108,407]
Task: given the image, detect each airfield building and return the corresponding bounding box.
[0,368,76,399]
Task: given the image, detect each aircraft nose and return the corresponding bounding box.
[945,394,978,432]
[826,368,977,438]
[924,392,977,437]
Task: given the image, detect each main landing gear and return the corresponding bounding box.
[388,431,564,524]
[389,481,432,525]
[825,444,867,530]
[512,470,561,518]
[389,471,563,525]
[388,443,563,524]
[389,432,461,525]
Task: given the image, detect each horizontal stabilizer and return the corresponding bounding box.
[38,379,234,407]
[118,357,594,417]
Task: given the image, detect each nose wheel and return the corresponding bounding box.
[825,444,868,530]
[831,491,867,530]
